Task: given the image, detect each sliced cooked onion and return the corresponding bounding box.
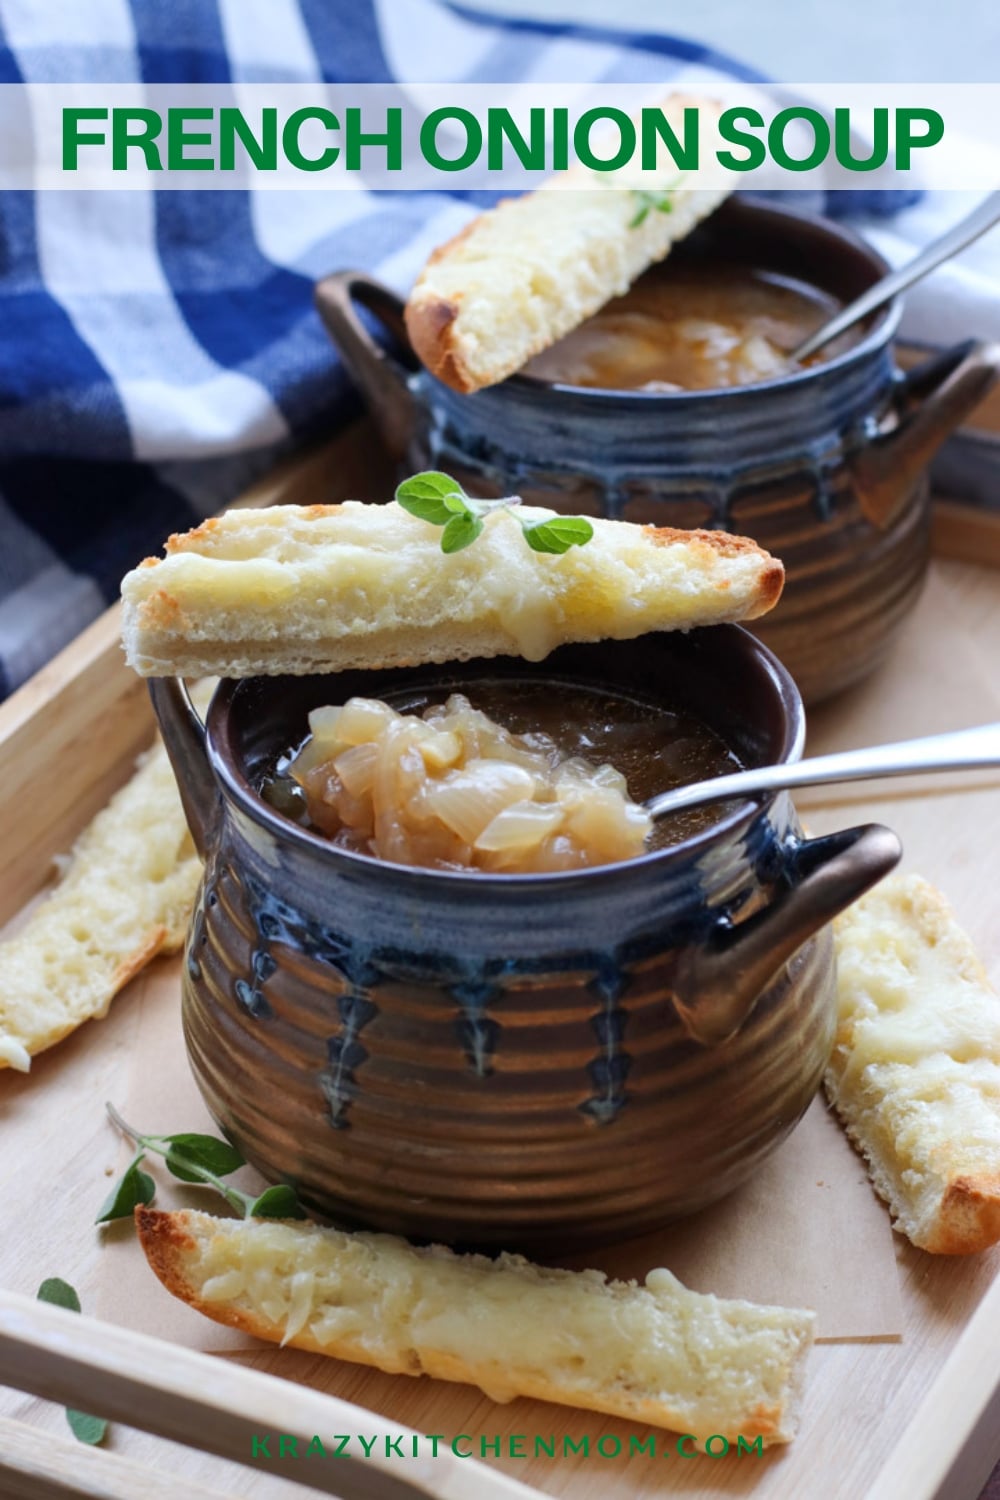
[474,800,565,852]
[336,697,396,746]
[288,692,651,872]
[333,742,379,798]
[424,763,537,844]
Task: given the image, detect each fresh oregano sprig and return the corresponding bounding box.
[628,187,676,228]
[98,1102,306,1223]
[395,471,594,556]
[36,1279,109,1445]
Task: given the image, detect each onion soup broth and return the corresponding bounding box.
[524,264,850,392]
[261,679,742,872]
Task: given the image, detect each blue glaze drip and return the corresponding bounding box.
[240,872,382,1125]
[580,963,631,1124]
[320,990,378,1129]
[187,905,205,981]
[450,976,503,1077]
[234,977,273,1018]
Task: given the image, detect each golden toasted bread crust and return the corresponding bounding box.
[135,1207,811,1444]
[827,873,1000,1256]
[404,293,472,393]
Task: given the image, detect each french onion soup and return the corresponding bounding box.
[260,679,741,873]
[524,264,850,392]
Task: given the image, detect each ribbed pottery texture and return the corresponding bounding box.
[177,630,845,1253]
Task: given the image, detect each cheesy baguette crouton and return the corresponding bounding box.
[137,1208,814,1446]
[405,94,729,392]
[827,874,1000,1254]
[0,739,200,1073]
[120,501,783,678]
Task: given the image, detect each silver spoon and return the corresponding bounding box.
[646,721,1000,822]
[790,191,1000,364]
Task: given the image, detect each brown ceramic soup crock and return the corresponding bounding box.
[150,626,900,1253]
[315,196,999,705]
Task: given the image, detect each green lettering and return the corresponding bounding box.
[716,107,766,171]
[452,1435,473,1457]
[332,1436,350,1456]
[357,1435,376,1457]
[384,1436,404,1458]
[219,107,277,170]
[896,108,944,169]
[563,1436,590,1457]
[278,1435,298,1459]
[346,106,402,170]
[630,1434,656,1458]
[641,106,698,170]
[283,107,339,172]
[420,107,482,172]
[737,1434,764,1457]
[167,107,213,170]
[835,107,888,171]
[305,1436,326,1457]
[574,107,635,172]
[535,1435,555,1457]
[508,1435,526,1458]
[112,109,162,171]
[63,108,107,170]
[552,107,569,170]
[487,107,546,171]
[706,1434,730,1457]
[769,106,830,171]
[597,1434,622,1457]
[251,1434,271,1459]
[425,1435,444,1456]
[677,1435,698,1457]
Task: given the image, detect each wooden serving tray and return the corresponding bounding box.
[1,431,1000,1500]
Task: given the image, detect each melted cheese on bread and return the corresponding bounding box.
[120,500,783,678]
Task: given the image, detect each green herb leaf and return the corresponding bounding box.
[441,511,484,553]
[37,1277,81,1313]
[249,1184,308,1220]
[521,516,595,554]
[628,189,674,228]
[395,471,468,526]
[442,491,470,515]
[37,1280,109,1445]
[162,1133,245,1183]
[95,1158,156,1224]
[66,1410,108,1446]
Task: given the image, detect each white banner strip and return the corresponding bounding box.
[1,83,998,191]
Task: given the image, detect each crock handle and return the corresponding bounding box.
[147,678,220,861]
[314,270,421,462]
[672,823,902,1046]
[852,339,1000,529]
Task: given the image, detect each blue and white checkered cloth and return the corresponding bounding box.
[0,0,993,701]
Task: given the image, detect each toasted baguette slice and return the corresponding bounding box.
[120,501,783,678]
[405,95,729,392]
[827,873,1000,1254]
[0,736,201,1073]
[137,1208,814,1445]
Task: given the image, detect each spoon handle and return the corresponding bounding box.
[791,191,1000,363]
[645,721,1000,821]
